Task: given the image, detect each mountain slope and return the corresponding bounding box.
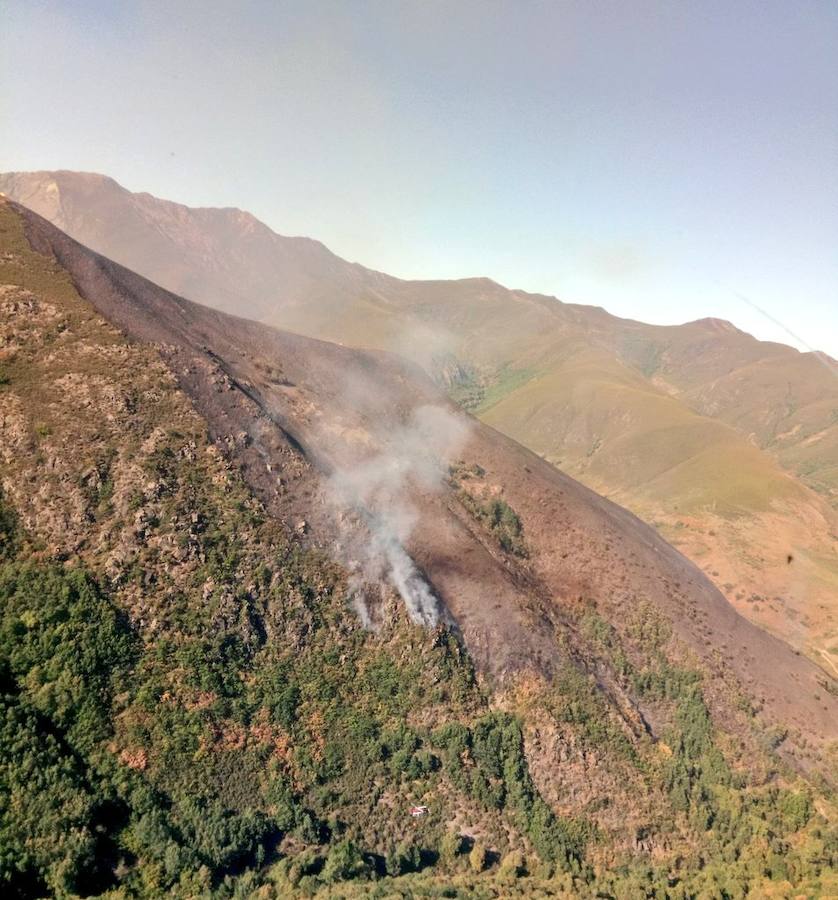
[2,170,836,674]
[604,315,838,502]
[10,196,838,753]
[0,169,373,323]
[2,198,837,896]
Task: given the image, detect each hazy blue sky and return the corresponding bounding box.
[3,1,837,356]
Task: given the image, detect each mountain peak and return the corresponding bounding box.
[685,315,743,334]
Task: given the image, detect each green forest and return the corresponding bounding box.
[1,482,836,898]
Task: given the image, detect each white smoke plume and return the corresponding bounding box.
[326,404,469,628]
[348,581,376,630]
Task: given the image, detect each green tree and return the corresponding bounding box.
[322,839,368,883]
[439,831,464,864]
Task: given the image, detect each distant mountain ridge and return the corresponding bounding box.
[2,169,836,672]
[4,195,838,896]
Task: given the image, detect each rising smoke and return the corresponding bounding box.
[326,403,470,628]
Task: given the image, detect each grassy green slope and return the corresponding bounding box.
[609,319,838,506]
[481,351,803,516]
[477,343,838,666]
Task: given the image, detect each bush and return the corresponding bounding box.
[322,839,368,883]
[499,849,525,878]
[469,841,488,873]
[458,494,528,557]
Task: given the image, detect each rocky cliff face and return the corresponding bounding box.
[1,198,836,898]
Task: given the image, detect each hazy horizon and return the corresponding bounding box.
[2,1,837,356]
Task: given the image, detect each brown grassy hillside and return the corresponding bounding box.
[12,197,838,759]
[2,198,837,897]
[2,170,836,675]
